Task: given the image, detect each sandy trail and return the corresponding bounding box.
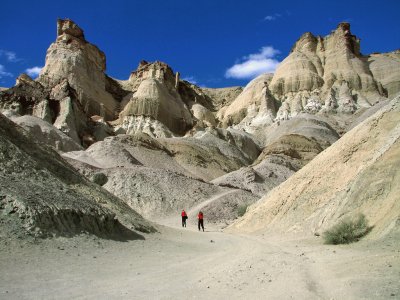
[1,194,399,299]
[0,229,314,299]
[155,189,239,230]
[1,223,398,300]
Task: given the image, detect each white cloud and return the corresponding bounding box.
[264,13,282,21]
[0,64,13,78]
[264,16,275,21]
[25,66,43,78]
[0,50,20,62]
[225,46,280,79]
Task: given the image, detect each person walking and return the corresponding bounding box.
[181,210,188,227]
[197,211,204,232]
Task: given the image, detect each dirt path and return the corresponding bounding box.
[1,190,399,299]
[155,189,239,230]
[1,224,398,299]
[0,228,320,299]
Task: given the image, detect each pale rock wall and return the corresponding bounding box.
[202,86,243,110]
[39,19,118,121]
[0,113,154,237]
[368,50,400,98]
[272,23,385,119]
[221,23,397,128]
[11,115,83,152]
[120,115,174,138]
[119,77,193,136]
[218,74,276,126]
[270,32,324,95]
[190,103,216,127]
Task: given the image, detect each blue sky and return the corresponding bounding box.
[0,0,399,88]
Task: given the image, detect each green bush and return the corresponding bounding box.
[323,214,372,245]
[237,204,248,217]
[90,172,108,186]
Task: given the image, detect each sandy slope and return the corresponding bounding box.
[230,97,400,238]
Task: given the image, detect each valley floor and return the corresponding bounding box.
[0,220,399,300]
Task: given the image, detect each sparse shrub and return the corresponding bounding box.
[237,204,248,217]
[323,214,372,245]
[90,173,108,186]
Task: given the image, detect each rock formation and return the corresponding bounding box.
[271,22,385,116]
[212,114,339,196]
[202,86,243,110]
[368,50,400,98]
[0,21,119,146]
[1,19,399,239]
[217,74,276,128]
[61,133,259,221]
[229,97,400,240]
[2,20,398,148]
[116,61,194,137]
[39,19,119,121]
[0,113,154,238]
[220,23,397,128]
[63,131,256,182]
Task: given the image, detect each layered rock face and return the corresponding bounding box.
[220,23,398,128]
[1,19,399,237]
[271,22,385,117]
[64,131,257,182]
[368,50,400,98]
[39,19,119,120]
[0,19,216,144]
[0,20,118,146]
[202,86,243,110]
[212,114,339,196]
[117,61,194,136]
[217,74,276,128]
[9,115,83,152]
[4,20,396,147]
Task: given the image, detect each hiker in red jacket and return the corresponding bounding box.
[197,211,204,232]
[181,210,188,227]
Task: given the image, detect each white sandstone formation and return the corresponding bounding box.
[39,19,118,121]
[220,23,396,129]
[117,61,194,137]
[218,74,276,127]
[368,50,400,98]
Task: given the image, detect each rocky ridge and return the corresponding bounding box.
[0,19,399,240]
[0,113,154,239]
[220,23,398,133]
[0,19,219,147]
